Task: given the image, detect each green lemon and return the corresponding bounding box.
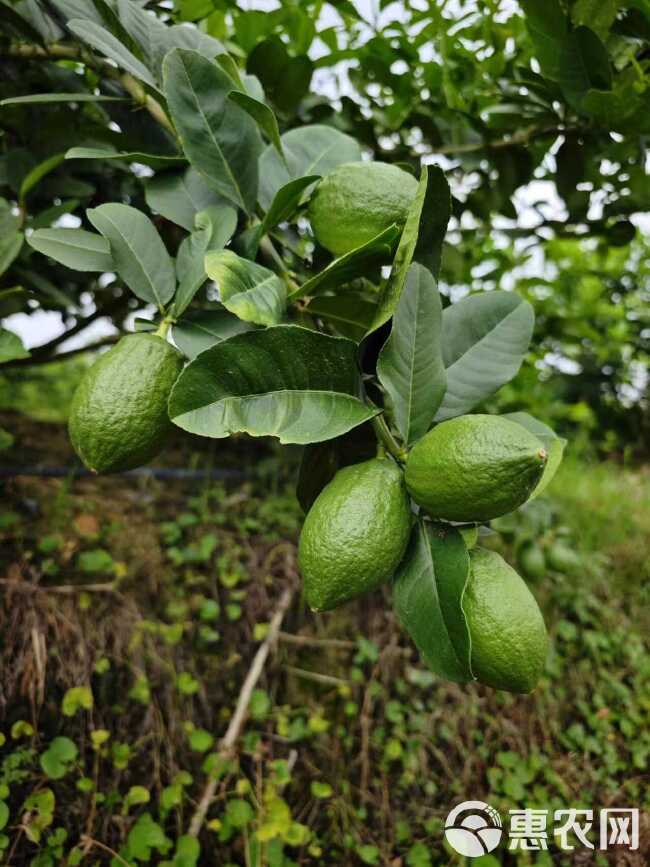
[69,333,183,474]
[465,548,548,693]
[517,541,546,580]
[298,457,412,611]
[405,414,547,522]
[308,161,418,257]
[545,542,581,574]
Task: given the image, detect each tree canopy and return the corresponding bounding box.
[0,0,648,450]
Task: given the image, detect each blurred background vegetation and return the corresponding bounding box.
[0,0,649,864]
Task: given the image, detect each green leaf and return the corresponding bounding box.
[169,325,378,445]
[19,153,65,203]
[368,165,430,334]
[572,0,621,39]
[504,412,567,498]
[377,263,446,445]
[0,329,30,364]
[0,802,8,832]
[124,786,151,810]
[27,228,113,272]
[247,36,313,114]
[173,207,238,318]
[413,165,451,280]
[171,835,200,867]
[435,292,535,421]
[306,294,378,342]
[65,147,185,170]
[249,689,271,720]
[520,0,569,81]
[188,729,213,752]
[228,90,285,164]
[0,93,126,105]
[0,233,23,277]
[393,521,472,683]
[62,686,93,716]
[78,548,114,573]
[87,203,176,309]
[204,249,286,326]
[163,48,262,213]
[126,813,171,861]
[260,174,320,234]
[226,799,253,828]
[172,308,253,360]
[145,167,230,231]
[258,124,362,210]
[559,26,612,111]
[311,781,333,799]
[294,224,399,300]
[40,737,78,780]
[68,18,159,90]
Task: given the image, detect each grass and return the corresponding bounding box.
[549,454,650,602]
[0,415,648,865]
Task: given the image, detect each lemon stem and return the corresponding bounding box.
[371,414,407,463]
[155,319,172,339]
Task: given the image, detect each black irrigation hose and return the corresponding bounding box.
[0,466,249,480]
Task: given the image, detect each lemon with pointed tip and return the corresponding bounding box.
[465,548,547,693]
[308,161,418,257]
[405,414,547,522]
[298,457,412,611]
[68,333,183,474]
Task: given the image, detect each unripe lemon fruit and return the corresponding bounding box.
[68,333,183,474]
[405,415,547,522]
[298,457,412,611]
[465,548,547,693]
[308,161,418,256]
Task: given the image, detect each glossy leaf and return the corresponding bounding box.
[377,263,446,445]
[145,167,229,231]
[19,153,65,203]
[413,165,451,280]
[520,0,569,81]
[505,412,567,498]
[27,228,113,272]
[172,308,253,360]
[306,294,378,342]
[204,250,286,326]
[261,175,320,233]
[294,225,399,300]
[68,19,159,90]
[559,26,612,112]
[0,93,125,105]
[368,165,429,334]
[169,325,378,444]
[258,125,361,210]
[435,292,535,421]
[0,328,30,363]
[393,521,472,683]
[246,36,313,114]
[163,48,262,213]
[0,232,23,277]
[172,207,237,317]
[228,90,285,163]
[87,204,175,309]
[65,147,185,170]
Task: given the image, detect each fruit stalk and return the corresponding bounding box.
[371,414,407,463]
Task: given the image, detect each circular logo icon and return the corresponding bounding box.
[444,800,503,858]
